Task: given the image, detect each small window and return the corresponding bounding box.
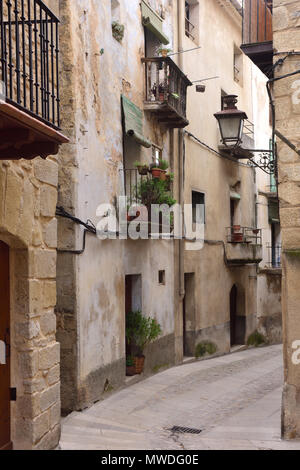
[158,270,166,285]
[192,191,205,224]
[152,144,162,166]
[234,46,243,86]
[111,0,120,22]
[185,1,199,43]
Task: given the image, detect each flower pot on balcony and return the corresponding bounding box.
[159,170,167,181]
[127,211,140,222]
[137,165,149,176]
[159,92,165,101]
[233,225,241,232]
[232,232,244,243]
[252,229,259,235]
[151,168,164,179]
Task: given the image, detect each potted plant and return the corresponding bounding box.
[127,204,141,222]
[150,159,169,179]
[165,172,174,190]
[126,356,136,376]
[231,225,243,243]
[158,159,169,180]
[134,161,149,176]
[157,45,172,58]
[126,311,162,374]
[152,82,167,101]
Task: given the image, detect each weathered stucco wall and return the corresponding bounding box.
[57,0,177,413]
[273,0,300,439]
[181,0,265,355]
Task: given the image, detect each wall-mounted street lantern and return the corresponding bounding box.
[213,94,275,175]
[214,95,248,148]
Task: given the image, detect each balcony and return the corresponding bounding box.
[241,0,273,76]
[0,0,68,160]
[225,226,263,265]
[142,57,192,128]
[121,167,175,236]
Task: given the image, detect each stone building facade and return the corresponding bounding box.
[180,0,281,356]
[0,0,66,450]
[0,0,67,449]
[273,0,300,439]
[56,0,181,415]
[0,0,287,451]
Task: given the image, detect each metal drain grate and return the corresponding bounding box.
[170,426,202,435]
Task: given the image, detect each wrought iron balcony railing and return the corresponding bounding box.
[123,168,148,208]
[227,226,262,245]
[0,0,60,129]
[142,56,192,128]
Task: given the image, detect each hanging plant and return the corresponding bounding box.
[112,21,125,43]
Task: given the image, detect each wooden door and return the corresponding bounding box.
[0,241,11,450]
[230,285,237,347]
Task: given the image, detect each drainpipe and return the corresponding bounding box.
[178,0,185,300]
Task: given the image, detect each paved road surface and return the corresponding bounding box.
[60,344,300,450]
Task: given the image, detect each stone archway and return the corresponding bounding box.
[0,159,60,450]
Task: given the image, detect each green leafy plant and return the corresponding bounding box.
[137,178,176,208]
[112,21,125,42]
[247,330,266,347]
[126,356,134,367]
[158,159,169,171]
[157,45,172,56]
[126,311,162,357]
[195,341,217,358]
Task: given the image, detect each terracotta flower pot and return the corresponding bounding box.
[134,356,145,374]
[159,170,167,181]
[233,225,241,232]
[126,366,136,377]
[232,232,244,243]
[151,168,163,179]
[137,165,149,176]
[159,92,165,101]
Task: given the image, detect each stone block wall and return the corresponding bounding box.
[0,157,60,449]
[273,0,300,439]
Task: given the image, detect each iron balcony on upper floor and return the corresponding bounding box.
[0,0,68,161]
[241,0,273,77]
[225,226,263,265]
[142,56,192,129]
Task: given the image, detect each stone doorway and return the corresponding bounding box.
[0,241,12,450]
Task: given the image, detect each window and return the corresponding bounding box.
[111,0,120,22]
[234,46,243,85]
[158,270,166,285]
[185,1,199,43]
[192,191,205,225]
[152,144,162,166]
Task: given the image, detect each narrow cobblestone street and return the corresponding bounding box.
[60,345,300,450]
